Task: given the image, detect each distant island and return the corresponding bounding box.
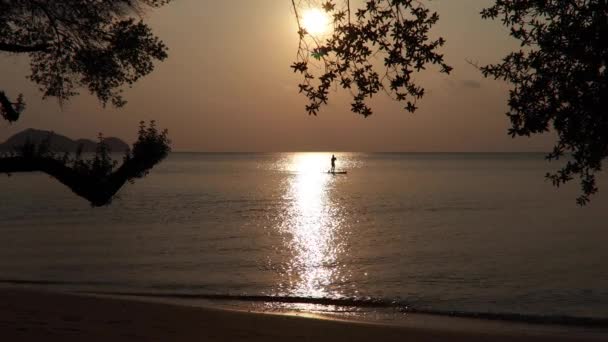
[0,128,129,153]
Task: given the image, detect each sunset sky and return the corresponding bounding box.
[0,0,555,152]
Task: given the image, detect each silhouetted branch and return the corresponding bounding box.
[0,42,49,53]
[0,91,25,122]
[0,1,172,207]
[291,0,451,117]
[481,0,608,205]
[0,121,170,207]
[0,1,170,109]
[465,58,481,70]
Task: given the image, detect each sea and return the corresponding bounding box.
[1,152,607,329]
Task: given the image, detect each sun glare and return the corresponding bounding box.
[301,8,331,36]
[277,153,347,298]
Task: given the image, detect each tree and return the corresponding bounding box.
[1,122,170,206]
[292,0,606,204]
[0,0,172,206]
[290,0,452,117]
[480,0,607,205]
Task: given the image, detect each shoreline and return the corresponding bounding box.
[1,288,606,341]
[74,289,608,328]
[3,280,606,328]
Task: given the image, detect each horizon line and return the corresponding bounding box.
[168,151,552,154]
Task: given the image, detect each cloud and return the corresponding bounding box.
[460,80,482,89]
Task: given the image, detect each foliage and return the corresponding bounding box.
[0,0,171,205]
[0,0,170,121]
[481,0,608,205]
[0,122,171,207]
[0,92,25,122]
[124,120,172,180]
[291,0,452,117]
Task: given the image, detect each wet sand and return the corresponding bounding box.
[0,288,604,341]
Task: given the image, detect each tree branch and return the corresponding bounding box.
[0,42,49,53]
[0,152,164,207]
[0,91,24,122]
[0,121,170,206]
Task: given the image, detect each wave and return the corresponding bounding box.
[80,290,608,328]
[0,278,118,287]
[2,278,606,328]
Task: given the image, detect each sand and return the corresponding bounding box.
[0,288,604,341]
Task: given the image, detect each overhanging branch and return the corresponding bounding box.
[0,91,23,122]
[0,121,170,207]
[0,42,49,53]
[0,154,162,207]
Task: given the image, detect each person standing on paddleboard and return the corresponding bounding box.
[331,154,337,173]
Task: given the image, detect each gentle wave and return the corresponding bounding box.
[0,278,119,287]
[82,290,608,328]
[2,278,607,327]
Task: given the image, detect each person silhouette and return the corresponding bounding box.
[330,154,337,173]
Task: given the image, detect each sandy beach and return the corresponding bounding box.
[0,288,604,341]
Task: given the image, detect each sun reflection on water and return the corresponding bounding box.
[278,153,347,299]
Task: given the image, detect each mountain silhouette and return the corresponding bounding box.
[0,129,129,153]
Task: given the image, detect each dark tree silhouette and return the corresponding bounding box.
[291,0,605,204]
[1,122,170,206]
[0,0,172,206]
[480,1,607,205]
[290,0,451,117]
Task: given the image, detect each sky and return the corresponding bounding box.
[0,0,556,152]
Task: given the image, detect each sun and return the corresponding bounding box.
[301,8,331,36]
